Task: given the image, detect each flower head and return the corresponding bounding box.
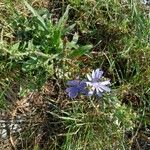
[86,69,111,97]
[66,80,87,98]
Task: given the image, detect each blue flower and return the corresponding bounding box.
[66,80,87,98]
[86,69,111,97]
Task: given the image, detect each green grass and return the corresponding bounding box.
[0,0,150,149]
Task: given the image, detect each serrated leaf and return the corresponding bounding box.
[22,57,38,71]
[63,23,76,34]
[10,42,20,55]
[23,0,46,29]
[66,41,79,49]
[69,44,93,58]
[57,5,70,30]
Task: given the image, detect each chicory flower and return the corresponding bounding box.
[86,69,111,97]
[66,80,87,98]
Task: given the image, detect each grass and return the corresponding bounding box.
[0,0,150,149]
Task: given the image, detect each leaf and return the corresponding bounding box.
[72,32,79,45]
[66,41,79,49]
[10,42,20,54]
[69,44,93,58]
[57,5,70,30]
[23,0,46,30]
[22,56,38,71]
[66,32,79,49]
[63,23,76,34]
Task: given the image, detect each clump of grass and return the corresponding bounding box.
[59,97,136,150]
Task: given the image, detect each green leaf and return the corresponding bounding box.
[57,5,70,30]
[23,0,46,30]
[10,42,20,54]
[69,44,93,58]
[66,42,79,49]
[63,23,76,34]
[22,56,38,71]
[66,32,79,49]
[72,32,79,45]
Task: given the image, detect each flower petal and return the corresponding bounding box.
[95,69,100,78]
[101,80,110,85]
[66,87,78,98]
[92,70,96,79]
[96,69,103,79]
[88,90,94,96]
[97,86,104,92]
[96,91,102,97]
[79,80,87,87]
[87,74,92,81]
[99,84,111,92]
[86,81,92,86]
[97,71,103,79]
[78,80,87,95]
[67,80,79,86]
